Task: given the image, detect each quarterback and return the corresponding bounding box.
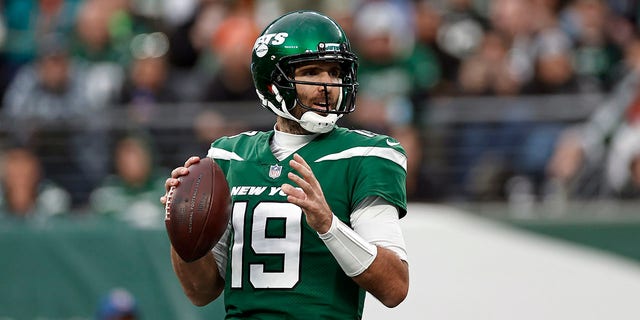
[161,11,409,319]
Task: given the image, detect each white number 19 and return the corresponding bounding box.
[230,202,302,289]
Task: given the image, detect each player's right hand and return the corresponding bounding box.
[160,156,201,205]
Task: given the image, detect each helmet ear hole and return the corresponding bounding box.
[271,67,288,87]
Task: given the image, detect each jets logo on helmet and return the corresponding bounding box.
[253,32,289,57]
[251,11,359,133]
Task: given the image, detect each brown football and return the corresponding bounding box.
[165,157,231,262]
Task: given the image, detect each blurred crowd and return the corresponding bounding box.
[1,0,640,223]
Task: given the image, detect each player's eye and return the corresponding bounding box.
[295,67,317,77]
[294,64,342,81]
[329,68,342,78]
[302,69,317,76]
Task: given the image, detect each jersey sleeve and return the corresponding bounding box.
[206,131,260,175]
[350,137,408,218]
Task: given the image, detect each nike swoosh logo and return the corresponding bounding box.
[386,139,400,146]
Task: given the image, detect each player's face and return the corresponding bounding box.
[293,61,342,115]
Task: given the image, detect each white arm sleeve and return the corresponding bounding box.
[351,196,408,262]
[318,213,378,277]
[318,196,408,277]
[211,221,231,280]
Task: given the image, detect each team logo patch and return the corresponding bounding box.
[255,43,268,57]
[269,164,283,179]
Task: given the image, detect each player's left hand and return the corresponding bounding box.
[281,153,333,234]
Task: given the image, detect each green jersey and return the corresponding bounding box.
[208,127,407,320]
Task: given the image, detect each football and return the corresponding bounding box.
[164,157,231,262]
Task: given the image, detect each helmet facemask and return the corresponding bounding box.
[273,48,358,115]
[269,48,358,133]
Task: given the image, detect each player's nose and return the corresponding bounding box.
[316,73,338,92]
[317,70,340,83]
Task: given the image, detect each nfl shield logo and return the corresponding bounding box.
[269,164,283,179]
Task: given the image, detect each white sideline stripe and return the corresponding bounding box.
[363,203,640,320]
[207,148,244,161]
[314,147,407,171]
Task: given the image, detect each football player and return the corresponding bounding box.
[161,10,409,319]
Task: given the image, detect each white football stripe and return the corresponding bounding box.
[314,147,407,171]
[207,147,245,161]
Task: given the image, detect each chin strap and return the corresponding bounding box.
[299,112,339,133]
[262,86,342,134]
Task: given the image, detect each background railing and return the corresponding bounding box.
[0,93,612,212]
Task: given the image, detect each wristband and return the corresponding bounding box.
[318,214,378,277]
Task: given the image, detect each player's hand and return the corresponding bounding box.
[281,153,333,234]
[160,156,201,205]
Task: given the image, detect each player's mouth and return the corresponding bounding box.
[311,102,334,114]
[314,102,331,108]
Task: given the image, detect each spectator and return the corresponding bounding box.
[202,15,259,102]
[546,37,640,198]
[89,133,166,228]
[432,0,488,94]
[71,0,131,65]
[71,0,148,111]
[3,33,90,121]
[119,32,176,121]
[456,30,522,95]
[0,146,71,220]
[452,30,527,200]
[524,28,583,94]
[605,124,640,198]
[453,29,565,200]
[0,0,82,103]
[2,33,110,207]
[118,31,190,169]
[559,0,624,91]
[351,1,440,130]
[165,0,228,102]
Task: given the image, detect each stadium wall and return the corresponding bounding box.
[2,203,640,319]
